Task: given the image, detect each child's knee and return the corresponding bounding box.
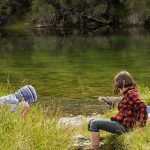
[88,118,95,130]
[88,119,99,132]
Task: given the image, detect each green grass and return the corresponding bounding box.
[79,111,150,150]
[0,103,77,150]
[138,85,150,103]
[102,111,150,150]
[0,83,78,149]
[0,85,150,150]
[79,85,150,150]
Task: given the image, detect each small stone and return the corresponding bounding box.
[99,141,105,146]
[74,135,88,143]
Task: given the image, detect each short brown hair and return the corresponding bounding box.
[114,71,136,94]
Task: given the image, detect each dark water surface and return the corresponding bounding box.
[0,28,150,114]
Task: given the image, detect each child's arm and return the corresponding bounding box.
[18,102,30,117]
[134,100,147,126]
[127,92,148,126]
[0,101,4,107]
[98,96,121,106]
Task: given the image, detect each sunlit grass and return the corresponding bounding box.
[0,84,150,150]
[79,85,150,150]
[100,118,150,150]
[0,103,77,150]
[79,111,150,150]
[138,85,150,103]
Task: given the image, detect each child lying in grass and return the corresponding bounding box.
[0,85,37,117]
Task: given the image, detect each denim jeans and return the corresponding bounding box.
[88,118,126,135]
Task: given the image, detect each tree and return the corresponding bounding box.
[0,0,30,25]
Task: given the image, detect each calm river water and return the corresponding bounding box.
[0,28,150,114]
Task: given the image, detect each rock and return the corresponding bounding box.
[57,115,103,128]
[68,135,105,150]
[57,116,83,127]
[74,135,88,143]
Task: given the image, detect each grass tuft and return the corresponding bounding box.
[0,104,76,150]
[138,85,150,103]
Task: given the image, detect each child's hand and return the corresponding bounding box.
[0,101,4,108]
[98,96,121,105]
[18,102,30,117]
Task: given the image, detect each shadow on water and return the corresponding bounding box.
[1,25,150,37]
[30,26,150,37]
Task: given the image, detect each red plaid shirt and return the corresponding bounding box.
[111,86,148,128]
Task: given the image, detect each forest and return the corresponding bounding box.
[0,0,150,28]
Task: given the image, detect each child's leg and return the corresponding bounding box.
[90,131,100,150]
[88,119,125,149]
[88,118,125,134]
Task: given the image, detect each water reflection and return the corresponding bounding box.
[0,27,150,114]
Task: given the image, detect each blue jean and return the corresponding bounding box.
[88,118,126,135]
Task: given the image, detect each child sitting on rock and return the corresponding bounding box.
[0,85,37,117]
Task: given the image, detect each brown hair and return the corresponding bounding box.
[114,71,136,94]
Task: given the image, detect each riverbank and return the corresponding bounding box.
[0,105,149,150]
[1,1,150,33]
[0,103,76,149]
[2,20,150,38]
[0,17,29,31]
[0,85,150,149]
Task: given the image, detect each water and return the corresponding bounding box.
[0,27,150,114]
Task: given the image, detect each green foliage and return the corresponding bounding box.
[30,0,111,27]
[29,0,150,27]
[0,0,11,24]
[0,0,30,25]
[124,0,150,25]
[1,0,150,27]
[32,0,46,12]
[31,3,56,26]
[125,0,150,15]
